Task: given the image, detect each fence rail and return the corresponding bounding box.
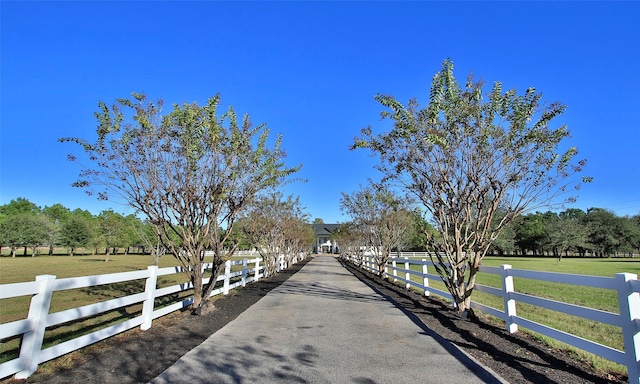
[343,252,640,384]
[0,252,305,380]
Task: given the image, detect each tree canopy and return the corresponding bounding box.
[339,183,414,276]
[353,59,591,315]
[60,92,301,314]
[238,192,313,276]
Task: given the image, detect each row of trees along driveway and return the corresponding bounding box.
[350,59,593,318]
[236,192,315,276]
[59,93,301,314]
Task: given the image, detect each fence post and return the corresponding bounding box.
[140,266,159,331]
[615,273,640,384]
[223,260,231,295]
[15,275,56,379]
[241,259,248,287]
[405,257,411,289]
[392,259,398,283]
[501,265,518,333]
[422,259,430,297]
[254,258,261,282]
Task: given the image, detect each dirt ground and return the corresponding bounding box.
[3,256,626,384]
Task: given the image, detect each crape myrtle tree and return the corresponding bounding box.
[332,221,366,264]
[282,212,315,265]
[340,183,414,276]
[60,93,300,314]
[353,59,591,317]
[238,192,311,276]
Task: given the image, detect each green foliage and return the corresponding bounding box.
[587,208,627,257]
[0,197,41,217]
[0,214,52,256]
[515,213,547,255]
[95,209,131,260]
[487,207,639,258]
[59,216,93,255]
[43,204,71,225]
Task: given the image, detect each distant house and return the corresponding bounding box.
[311,223,340,254]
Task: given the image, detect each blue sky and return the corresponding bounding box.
[2,1,639,223]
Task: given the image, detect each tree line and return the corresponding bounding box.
[0,196,317,262]
[0,197,151,259]
[492,207,640,258]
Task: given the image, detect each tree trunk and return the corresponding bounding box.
[191,269,204,315]
[377,257,386,277]
[201,260,225,304]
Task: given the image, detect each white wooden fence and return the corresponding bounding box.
[342,252,640,384]
[0,253,305,380]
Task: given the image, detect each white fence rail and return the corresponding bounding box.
[0,253,305,380]
[342,252,640,384]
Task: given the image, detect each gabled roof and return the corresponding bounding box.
[311,223,340,236]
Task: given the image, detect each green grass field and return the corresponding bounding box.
[399,256,640,376]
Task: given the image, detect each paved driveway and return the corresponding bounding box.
[151,256,504,384]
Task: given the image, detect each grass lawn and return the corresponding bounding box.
[401,256,640,375]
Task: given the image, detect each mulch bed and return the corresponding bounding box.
[3,256,627,383]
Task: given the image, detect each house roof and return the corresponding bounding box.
[311,223,340,236]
